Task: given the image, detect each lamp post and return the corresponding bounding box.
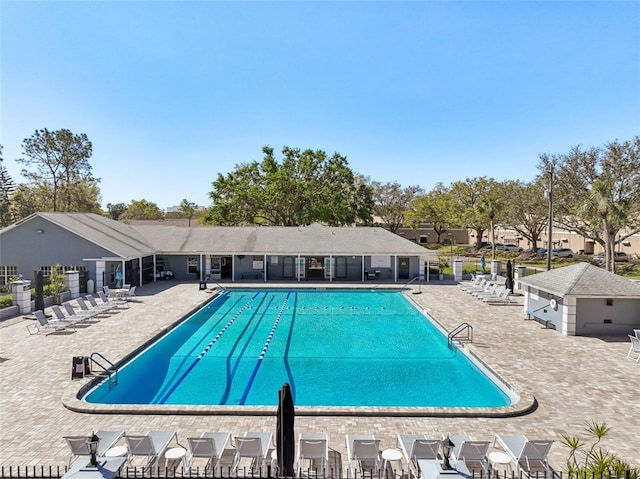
[441,435,455,470]
[545,169,554,271]
[87,432,100,467]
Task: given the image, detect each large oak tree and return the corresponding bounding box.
[204,146,373,226]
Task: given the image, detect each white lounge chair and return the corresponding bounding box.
[50,305,92,325]
[458,276,481,289]
[297,433,329,477]
[627,335,640,362]
[346,434,380,477]
[28,310,75,335]
[63,302,99,321]
[77,297,110,316]
[462,279,488,293]
[448,434,489,475]
[98,291,128,309]
[124,430,176,473]
[494,434,553,476]
[473,284,503,299]
[634,329,640,339]
[84,294,119,313]
[484,288,513,304]
[186,432,230,474]
[396,434,440,465]
[231,432,272,474]
[63,430,125,467]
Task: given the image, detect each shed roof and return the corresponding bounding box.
[519,262,640,298]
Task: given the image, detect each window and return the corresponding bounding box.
[0,265,18,288]
[187,257,198,274]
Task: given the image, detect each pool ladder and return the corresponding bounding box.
[87,352,118,389]
[447,322,473,349]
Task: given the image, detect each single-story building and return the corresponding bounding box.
[0,213,436,293]
[519,262,640,336]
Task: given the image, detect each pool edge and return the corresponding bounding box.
[62,288,537,417]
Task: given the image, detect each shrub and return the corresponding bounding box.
[0,293,12,308]
[561,421,638,478]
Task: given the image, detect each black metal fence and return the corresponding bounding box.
[0,466,636,479]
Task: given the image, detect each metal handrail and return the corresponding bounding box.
[88,352,118,389]
[447,322,473,348]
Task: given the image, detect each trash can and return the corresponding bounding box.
[199,281,207,290]
[71,356,91,379]
[87,279,95,294]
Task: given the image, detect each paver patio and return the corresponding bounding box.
[1,280,638,471]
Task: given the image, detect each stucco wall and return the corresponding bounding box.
[575,297,640,336]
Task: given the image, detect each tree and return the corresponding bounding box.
[203,146,373,226]
[476,187,504,260]
[538,137,640,272]
[0,145,17,227]
[405,183,456,244]
[9,184,52,220]
[121,199,164,220]
[448,177,495,248]
[500,179,549,252]
[178,199,197,226]
[370,181,423,232]
[17,128,96,212]
[106,202,128,221]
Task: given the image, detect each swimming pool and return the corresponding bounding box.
[84,289,512,409]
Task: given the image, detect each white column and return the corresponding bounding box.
[12,280,32,315]
[491,260,501,279]
[453,260,463,281]
[563,296,577,336]
[95,261,105,291]
[64,270,80,299]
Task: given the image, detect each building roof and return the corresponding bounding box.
[133,222,431,256]
[519,262,640,298]
[5,212,157,259]
[3,213,431,259]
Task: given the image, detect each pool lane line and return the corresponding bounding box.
[157,291,261,404]
[239,291,291,405]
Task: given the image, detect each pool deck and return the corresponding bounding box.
[1,280,639,471]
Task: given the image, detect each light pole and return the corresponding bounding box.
[545,169,554,271]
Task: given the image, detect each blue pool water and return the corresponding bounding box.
[85,289,511,408]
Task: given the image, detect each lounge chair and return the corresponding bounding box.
[231,432,272,474]
[63,430,125,466]
[77,297,110,316]
[627,335,640,362]
[297,433,329,477]
[186,432,230,474]
[346,434,380,477]
[63,302,99,321]
[98,290,128,309]
[50,305,94,325]
[634,329,640,339]
[396,434,440,465]
[494,434,553,477]
[473,284,502,299]
[84,294,119,313]
[484,288,513,304]
[462,279,487,293]
[448,434,489,475]
[28,310,75,335]
[124,430,177,473]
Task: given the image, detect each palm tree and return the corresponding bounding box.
[476,193,503,260]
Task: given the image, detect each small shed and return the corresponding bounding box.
[519,262,640,336]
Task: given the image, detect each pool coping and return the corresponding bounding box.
[62,288,537,418]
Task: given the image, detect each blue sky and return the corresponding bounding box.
[1,1,639,210]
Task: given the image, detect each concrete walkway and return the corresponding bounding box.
[1,280,638,471]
